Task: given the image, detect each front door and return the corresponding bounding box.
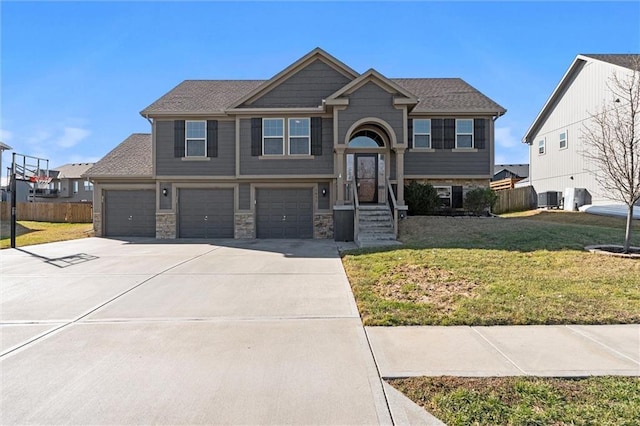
[355,154,378,203]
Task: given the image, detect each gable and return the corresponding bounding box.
[523,54,639,144]
[246,59,353,108]
[326,69,418,107]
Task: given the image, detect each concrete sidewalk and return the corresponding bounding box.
[367,325,640,378]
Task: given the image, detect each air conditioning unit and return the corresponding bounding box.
[538,191,561,208]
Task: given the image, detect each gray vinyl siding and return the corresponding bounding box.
[159,183,172,209]
[248,60,352,108]
[239,118,333,175]
[155,120,235,176]
[338,82,404,145]
[239,183,251,210]
[404,149,491,176]
[317,182,330,210]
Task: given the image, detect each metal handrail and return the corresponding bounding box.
[352,182,360,242]
[386,178,399,238]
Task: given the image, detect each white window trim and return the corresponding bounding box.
[559,131,567,150]
[73,181,79,193]
[413,119,432,149]
[185,120,207,157]
[287,117,311,155]
[538,138,546,155]
[262,118,285,156]
[434,185,452,208]
[455,119,474,149]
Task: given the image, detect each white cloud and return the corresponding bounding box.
[53,127,91,148]
[495,127,519,149]
[494,154,508,165]
[0,128,13,143]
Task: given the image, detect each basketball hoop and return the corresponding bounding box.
[30,175,53,189]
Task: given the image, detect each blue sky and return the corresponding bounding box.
[1,1,639,179]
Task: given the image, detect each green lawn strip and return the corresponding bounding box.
[0,221,93,249]
[389,376,640,426]
[342,213,640,326]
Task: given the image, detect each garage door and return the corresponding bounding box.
[256,188,313,239]
[104,190,156,237]
[178,188,234,238]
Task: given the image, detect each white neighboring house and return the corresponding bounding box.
[523,54,640,206]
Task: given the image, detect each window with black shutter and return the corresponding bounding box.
[174,120,186,158]
[251,118,262,156]
[444,119,456,149]
[452,186,463,208]
[207,120,218,158]
[474,119,487,150]
[311,117,322,155]
[431,119,444,149]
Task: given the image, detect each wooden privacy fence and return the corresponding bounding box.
[0,202,93,223]
[490,177,523,191]
[493,186,537,214]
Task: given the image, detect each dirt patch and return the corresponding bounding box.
[377,264,478,312]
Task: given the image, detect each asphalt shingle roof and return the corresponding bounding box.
[493,164,529,178]
[392,78,505,114]
[53,163,95,179]
[141,77,505,115]
[84,133,152,178]
[582,54,640,70]
[141,80,266,114]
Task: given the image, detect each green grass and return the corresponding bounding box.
[342,211,640,325]
[390,376,640,426]
[0,221,93,249]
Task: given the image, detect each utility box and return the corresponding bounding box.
[333,206,354,242]
[538,191,561,208]
[564,188,592,211]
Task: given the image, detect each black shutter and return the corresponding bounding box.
[407,119,413,148]
[207,120,218,157]
[444,119,455,149]
[251,118,262,156]
[452,186,463,208]
[432,119,443,149]
[474,118,487,150]
[174,120,185,158]
[311,117,322,155]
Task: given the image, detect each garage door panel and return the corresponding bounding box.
[105,190,156,237]
[179,189,234,238]
[256,188,313,239]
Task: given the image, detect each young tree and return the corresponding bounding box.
[582,57,640,252]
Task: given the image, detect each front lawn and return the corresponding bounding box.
[390,376,640,426]
[342,211,640,325]
[0,221,93,249]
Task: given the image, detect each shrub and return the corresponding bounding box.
[404,181,441,215]
[464,187,498,216]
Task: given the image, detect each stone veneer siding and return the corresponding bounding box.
[410,178,490,190]
[156,212,176,239]
[93,212,102,237]
[234,213,254,238]
[314,213,334,239]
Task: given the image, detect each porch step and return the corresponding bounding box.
[356,204,398,247]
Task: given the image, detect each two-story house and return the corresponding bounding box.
[523,54,640,207]
[87,48,505,243]
[32,163,94,203]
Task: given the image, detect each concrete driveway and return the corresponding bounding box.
[1,238,391,425]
